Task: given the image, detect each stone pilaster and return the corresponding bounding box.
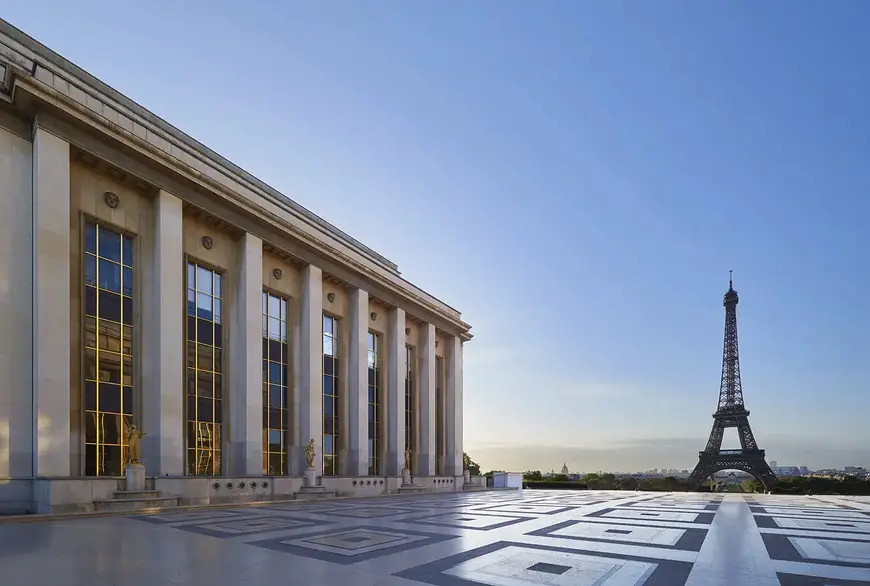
[385,307,406,476]
[227,232,263,475]
[418,323,437,476]
[346,287,368,475]
[445,336,464,477]
[141,189,185,476]
[291,264,322,475]
[32,126,70,477]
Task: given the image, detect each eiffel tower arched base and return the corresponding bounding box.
[688,450,777,492]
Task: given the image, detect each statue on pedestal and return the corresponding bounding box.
[124,422,145,465]
[305,438,316,469]
[463,452,471,471]
[404,448,412,472]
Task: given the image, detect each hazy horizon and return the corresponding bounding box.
[7,2,868,473]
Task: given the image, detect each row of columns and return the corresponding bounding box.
[31,125,464,479]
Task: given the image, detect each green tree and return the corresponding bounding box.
[523,470,543,481]
[463,452,481,476]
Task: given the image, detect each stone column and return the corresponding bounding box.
[141,189,184,476]
[292,264,322,475]
[445,336,464,477]
[385,307,405,476]
[227,233,263,475]
[417,323,437,476]
[346,287,368,475]
[32,126,71,477]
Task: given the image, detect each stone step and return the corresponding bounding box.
[113,490,161,500]
[398,485,426,494]
[93,496,180,513]
[294,488,338,501]
[462,485,488,492]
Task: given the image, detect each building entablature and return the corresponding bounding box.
[0,20,471,340]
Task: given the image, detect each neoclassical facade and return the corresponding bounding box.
[0,21,471,513]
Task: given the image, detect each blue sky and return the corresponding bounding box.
[8,2,868,472]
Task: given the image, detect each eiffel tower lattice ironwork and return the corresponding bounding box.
[688,273,777,491]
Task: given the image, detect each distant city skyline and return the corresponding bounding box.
[7,3,868,472]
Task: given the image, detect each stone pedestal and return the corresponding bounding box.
[463,469,471,485]
[304,467,317,488]
[402,469,412,485]
[125,464,146,492]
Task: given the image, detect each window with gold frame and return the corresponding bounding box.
[262,291,289,475]
[435,355,444,475]
[367,331,381,475]
[83,221,134,476]
[185,261,223,476]
[405,345,415,472]
[322,314,339,476]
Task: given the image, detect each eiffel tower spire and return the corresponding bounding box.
[688,274,777,491]
[718,271,744,411]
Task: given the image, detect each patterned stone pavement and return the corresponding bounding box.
[2,490,870,585]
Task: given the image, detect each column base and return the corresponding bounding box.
[125,464,146,492]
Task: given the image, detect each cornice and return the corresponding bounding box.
[0,19,472,338]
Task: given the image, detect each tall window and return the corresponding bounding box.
[83,221,134,476]
[263,291,289,475]
[367,332,381,475]
[405,346,415,469]
[186,261,223,475]
[323,315,339,476]
[435,355,444,475]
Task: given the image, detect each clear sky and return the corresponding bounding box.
[7,1,868,473]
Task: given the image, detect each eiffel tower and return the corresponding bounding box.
[688,273,777,491]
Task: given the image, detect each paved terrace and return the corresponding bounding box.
[1,490,870,585]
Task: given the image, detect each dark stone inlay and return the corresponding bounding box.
[606,529,633,535]
[527,562,571,575]
[641,512,659,516]
[778,572,870,585]
[828,522,857,527]
[341,536,371,544]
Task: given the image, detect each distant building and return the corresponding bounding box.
[560,463,569,475]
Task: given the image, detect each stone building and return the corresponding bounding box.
[0,20,471,513]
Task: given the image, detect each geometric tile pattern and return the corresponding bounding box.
[4,491,870,584]
[248,526,457,565]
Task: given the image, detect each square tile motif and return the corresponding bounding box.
[249,526,457,565]
[408,513,534,531]
[130,509,258,525]
[474,503,576,515]
[311,506,420,519]
[527,519,707,551]
[755,516,870,534]
[586,508,714,525]
[174,516,324,538]
[762,533,870,567]
[396,541,693,586]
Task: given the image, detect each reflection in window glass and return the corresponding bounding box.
[405,346,415,473]
[186,261,223,475]
[262,291,289,475]
[367,332,381,475]
[83,221,134,476]
[323,315,339,476]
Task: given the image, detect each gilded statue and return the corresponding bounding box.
[463,452,470,470]
[305,438,316,469]
[404,448,412,471]
[124,422,145,465]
